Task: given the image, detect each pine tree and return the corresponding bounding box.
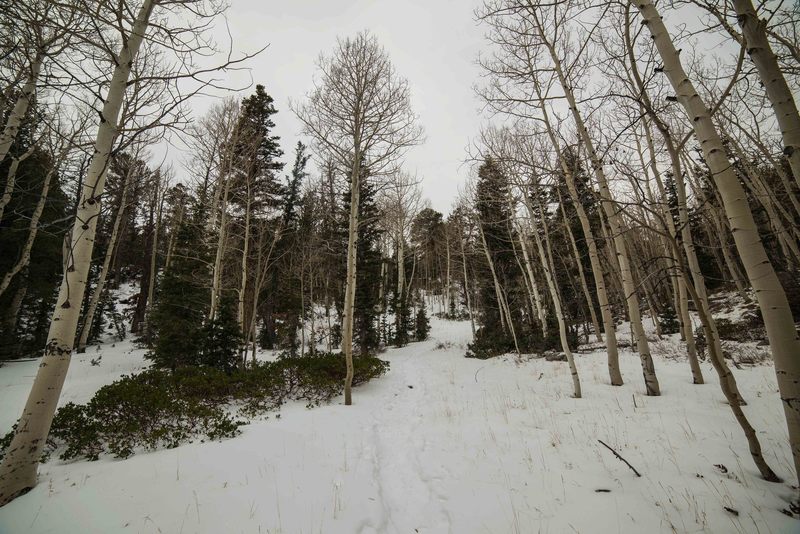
[233,84,285,213]
[272,142,311,354]
[147,219,208,371]
[468,157,523,357]
[415,306,430,341]
[0,112,68,357]
[200,293,241,372]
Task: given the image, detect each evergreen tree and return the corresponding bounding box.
[232,84,285,213]
[200,293,241,372]
[147,219,208,371]
[415,306,430,341]
[0,108,68,357]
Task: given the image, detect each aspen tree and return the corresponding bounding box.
[76,156,140,352]
[633,0,800,484]
[0,0,157,505]
[294,32,421,404]
[523,5,660,394]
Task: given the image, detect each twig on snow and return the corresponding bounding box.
[598,439,642,477]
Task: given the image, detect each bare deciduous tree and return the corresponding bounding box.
[293,31,422,405]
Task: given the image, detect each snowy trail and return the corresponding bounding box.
[1,316,798,533]
[367,338,454,533]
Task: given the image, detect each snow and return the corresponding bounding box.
[1,315,798,533]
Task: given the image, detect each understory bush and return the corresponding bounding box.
[1,354,389,462]
[466,319,567,359]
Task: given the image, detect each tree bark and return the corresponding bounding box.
[526,192,581,398]
[0,55,42,165]
[342,158,361,405]
[76,166,134,353]
[635,0,800,482]
[460,230,476,340]
[0,0,155,506]
[0,165,55,298]
[558,188,601,343]
[0,145,36,222]
[532,76,622,385]
[732,0,800,188]
[537,25,657,393]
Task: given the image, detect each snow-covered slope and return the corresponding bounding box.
[1,317,797,533]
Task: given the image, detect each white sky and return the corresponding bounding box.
[178,0,486,214]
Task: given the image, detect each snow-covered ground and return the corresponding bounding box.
[1,316,798,533]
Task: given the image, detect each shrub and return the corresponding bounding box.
[658,307,680,335]
[415,307,430,341]
[1,354,389,462]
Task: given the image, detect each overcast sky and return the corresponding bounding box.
[181,0,486,214]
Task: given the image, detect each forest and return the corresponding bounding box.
[0,0,799,532]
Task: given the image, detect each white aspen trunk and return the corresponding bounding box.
[727,133,800,266]
[147,179,164,315]
[0,145,36,221]
[309,271,316,354]
[526,194,581,397]
[541,38,658,394]
[0,164,56,298]
[342,158,361,405]
[733,0,800,187]
[0,56,42,165]
[673,143,745,400]
[165,202,184,270]
[407,248,418,310]
[677,251,780,481]
[558,189,601,343]
[396,235,405,334]
[580,142,659,392]
[3,280,27,335]
[636,0,800,481]
[325,275,332,353]
[460,231,476,340]
[238,182,252,330]
[478,220,520,355]
[517,223,548,337]
[0,0,155,505]
[300,268,305,357]
[533,83,621,385]
[76,165,135,352]
[445,230,451,313]
[641,121,704,383]
[209,170,232,321]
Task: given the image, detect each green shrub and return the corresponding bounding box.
[415,307,430,341]
[659,307,681,335]
[1,353,389,462]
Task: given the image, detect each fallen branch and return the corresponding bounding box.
[598,439,642,477]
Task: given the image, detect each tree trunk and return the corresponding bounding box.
[0,55,42,165]
[209,167,232,321]
[342,158,361,406]
[640,119,704,383]
[479,220,520,355]
[0,166,56,298]
[538,28,657,393]
[527,193,581,398]
[733,0,800,188]
[636,0,800,482]
[76,165,134,352]
[0,145,36,222]
[533,80,621,385]
[239,181,251,331]
[558,189,601,342]
[460,231,476,340]
[0,0,155,506]
[518,224,548,337]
